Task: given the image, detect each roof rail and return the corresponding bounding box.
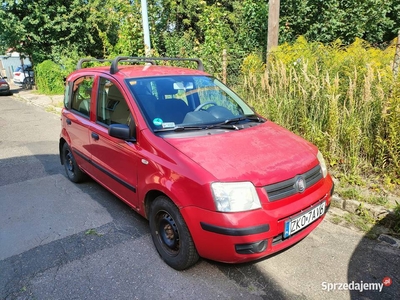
[76,58,113,70]
[110,57,156,74]
[110,56,204,74]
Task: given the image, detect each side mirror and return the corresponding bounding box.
[109,124,136,142]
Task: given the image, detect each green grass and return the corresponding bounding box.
[338,188,363,201]
[237,37,400,186]
[85,229,102,236]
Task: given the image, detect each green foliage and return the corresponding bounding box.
[394,201,400,233]
[35,60,66,95]
[242,54,265,74]
[87,0,145,58]
[280,0,399,45]
[233,0,269,53]
[338,188,363,201]
[0,0,101,64]
[375,83,400,181]
[343,211,373,232]
[239,37,399,180]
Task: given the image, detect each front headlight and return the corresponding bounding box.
[211,182,261,212]
[317,150,328,178]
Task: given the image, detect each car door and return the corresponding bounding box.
[88,77,139,207]
[63,75,95,174]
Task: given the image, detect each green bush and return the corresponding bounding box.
[35,60,66,95]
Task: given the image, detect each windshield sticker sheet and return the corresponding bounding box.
[161,122,175,129]
[152,118,175,129]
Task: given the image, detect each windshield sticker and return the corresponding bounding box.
[162,122,176,129]
[153,118,163,126]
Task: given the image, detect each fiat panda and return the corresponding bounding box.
[60,57,334,270]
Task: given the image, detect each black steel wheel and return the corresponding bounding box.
[149,196,199,270]
[62,143,86,183]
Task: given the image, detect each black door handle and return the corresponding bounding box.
[66,118,72,125]
[91,132,99,140]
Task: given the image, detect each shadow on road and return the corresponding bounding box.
[0,152,292,299]
[348,215,400,299]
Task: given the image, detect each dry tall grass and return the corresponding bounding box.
[238,37,399,184]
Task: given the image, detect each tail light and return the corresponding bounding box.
[14,72,21,76]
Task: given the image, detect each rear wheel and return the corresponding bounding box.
[149,196,199,270]
[62,143,86,183]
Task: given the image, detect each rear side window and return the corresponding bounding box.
[71,76,94,117]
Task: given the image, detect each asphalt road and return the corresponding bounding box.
[0,95,399,300]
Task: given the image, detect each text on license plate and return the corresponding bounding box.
[284,201,326,238]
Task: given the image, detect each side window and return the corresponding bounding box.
[71,76,94,117]
[64,81,71,108]
[97,78,131,126]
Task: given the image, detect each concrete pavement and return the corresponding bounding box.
[9,83,64,113]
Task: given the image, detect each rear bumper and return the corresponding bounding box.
[181,177,334,263]
[0,87,10,94]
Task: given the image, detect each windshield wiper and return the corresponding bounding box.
[224,115,266,124]
[153,115,265,132]
[205,123,241,130]
[154,125,204,132]
[154,124,240,132]
[175,124,239,131]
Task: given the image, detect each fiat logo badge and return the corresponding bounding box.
[295,176,306,193]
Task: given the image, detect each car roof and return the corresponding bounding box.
[71,64,208,78]
[68,57,209,80]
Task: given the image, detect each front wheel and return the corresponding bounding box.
[149,196,199,270]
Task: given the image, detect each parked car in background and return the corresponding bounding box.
[0,75,11,95]
[60,56,334,270]
[13,65,34,88]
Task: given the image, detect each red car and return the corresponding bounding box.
[60,57,334,270]
[0,75,11,95]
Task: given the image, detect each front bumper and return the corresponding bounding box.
[181,176,334,263]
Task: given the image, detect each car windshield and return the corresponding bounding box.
[125,75,256,131]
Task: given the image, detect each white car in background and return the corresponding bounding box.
[13,65,34,86]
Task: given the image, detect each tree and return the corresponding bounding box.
[86,0,145,58]
[279,0,399,45]
[0,0,102,65]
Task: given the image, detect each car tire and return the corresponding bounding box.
[149,196,199,270]
[62,143,86,183]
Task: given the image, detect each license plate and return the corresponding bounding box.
[284,201,326,238]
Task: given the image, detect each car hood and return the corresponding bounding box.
[164,121,319,186]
